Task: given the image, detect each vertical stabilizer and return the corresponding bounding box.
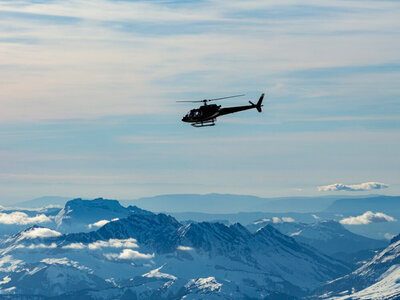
[256,93,264,112]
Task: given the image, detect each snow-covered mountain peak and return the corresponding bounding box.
[54,198,150,233]
[90,212,182,253]
[67,198,125,211]
[185,277,222,294]
[178,221,254,255]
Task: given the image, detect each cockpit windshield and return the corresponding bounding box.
[186,110,202,118]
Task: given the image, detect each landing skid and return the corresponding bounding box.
[191,119,216,127]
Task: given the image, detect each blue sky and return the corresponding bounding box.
[0,0,399,204]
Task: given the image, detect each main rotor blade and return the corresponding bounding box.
[208,94,245,101]
[176,94,245,103]
[176,100,205,103]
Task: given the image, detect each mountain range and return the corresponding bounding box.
[0,197,398,299]
[0,199,351,299]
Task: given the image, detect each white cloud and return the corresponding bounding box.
[177,245,194,251]
[271,217,295,223]
[41,257,70,265]
[0,255,23,273]
[272,217,281,223]
[20,227,62,239]
[62,242,85,249]
[281,217,295,223]
[88,238,138,250]
[88,219,109,229]
[104,249,154,260]
[340,211,396,225]
[58,238,139,250]
[0,212,51,225]
[88,218,119,229]
[318,182,389,192]
[255,217,295,224]
[26,243,57,249]
[253,218,270,225]
[118,249,154,260]
[0,276,11,285]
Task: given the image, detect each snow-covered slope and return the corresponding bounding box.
[0,211,350,299]
[316,233,400,300]
[248,219,387,256]
[0,257,111,297]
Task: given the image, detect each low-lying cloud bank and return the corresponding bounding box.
[177,245,194,251]
[0,212,51,225]
[16,227,62,241]
[318,182,388,192]
[105,249,154,260]
[340,211,396,225]
[62,238,138,250]
[17,243,58,249]
[87,218,119,229]
[253,217,295,224]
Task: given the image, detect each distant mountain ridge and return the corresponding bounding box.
[122,193,377,213]
[326,195,400,214]
[247,219,387,257]
[15,196,70,208]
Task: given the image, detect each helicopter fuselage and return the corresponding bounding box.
[182,103,260,123]
[180,93,264,127]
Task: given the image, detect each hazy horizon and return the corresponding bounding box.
[0,191,396,207]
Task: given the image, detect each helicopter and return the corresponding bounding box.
[178,93,264,127]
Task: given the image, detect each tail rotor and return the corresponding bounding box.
[249,93,264,112]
